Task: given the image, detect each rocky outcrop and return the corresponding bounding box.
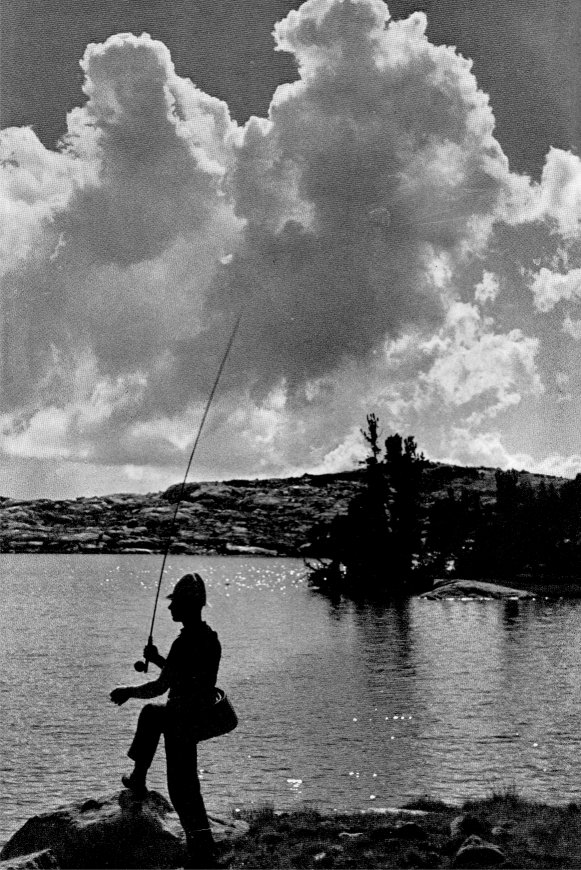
[0,791,248,870]
[0,473,366,556]
[421,580,535,600]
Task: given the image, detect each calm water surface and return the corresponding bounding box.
[2,554,581,843]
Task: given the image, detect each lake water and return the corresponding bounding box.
[2,554,581,844]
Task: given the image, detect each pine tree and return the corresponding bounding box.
[337,419,426,595]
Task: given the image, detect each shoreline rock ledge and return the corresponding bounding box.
[0,791,248,870]
[420,579,535,600]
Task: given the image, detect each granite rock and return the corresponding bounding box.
[0,791,248,870]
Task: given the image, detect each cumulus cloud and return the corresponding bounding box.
[412,301,542,422]
[535,148,581,237]
[0,127,83,274]
[474,271,500,304]
[205,0,522,396]
[300,296,544,478]
[562,315,581,340]
[443,427,581,480]
[442,428,533,471]
[0,32,240,414]
[530,266,581,312]
[0,0,576,496]
[506,146,581,236]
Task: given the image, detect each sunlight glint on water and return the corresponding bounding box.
[2,554,581,844]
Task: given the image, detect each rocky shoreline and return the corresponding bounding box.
[2,788,579,868]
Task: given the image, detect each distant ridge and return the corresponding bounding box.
[0,463,567,556]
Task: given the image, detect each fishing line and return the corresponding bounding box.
[134,312,242,673]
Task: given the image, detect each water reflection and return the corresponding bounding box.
[4,555,581,844]
[501,598,521,628]
[317,591,581,805]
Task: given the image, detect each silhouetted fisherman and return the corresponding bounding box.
[110,573,221,870]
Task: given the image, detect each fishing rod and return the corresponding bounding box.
[134,313,242,673]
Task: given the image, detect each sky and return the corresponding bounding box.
[1,0,581,499]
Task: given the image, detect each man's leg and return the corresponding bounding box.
[123,703,166,795]
[164,722,217,869]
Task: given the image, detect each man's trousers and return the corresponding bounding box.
[128,702,210,838]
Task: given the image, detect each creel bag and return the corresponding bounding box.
[196,688,238,741]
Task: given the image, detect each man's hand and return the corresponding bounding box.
[143,641,159,662]
[110,686,133,706]
[143,642,165,668]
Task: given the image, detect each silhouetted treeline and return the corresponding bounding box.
[306,417,581,598]
[449,469,581,580]
[306,415,428,597]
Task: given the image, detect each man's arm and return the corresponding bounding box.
[110,669,170,705]
[130,670,170,698]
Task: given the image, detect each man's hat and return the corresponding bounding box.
[167,573,207,606]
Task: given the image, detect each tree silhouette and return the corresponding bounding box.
[307,416,427,597]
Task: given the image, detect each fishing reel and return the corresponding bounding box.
[134,633,154,672]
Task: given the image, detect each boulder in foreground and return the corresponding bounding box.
[0,791,248,869]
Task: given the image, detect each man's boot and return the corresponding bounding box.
[184,828,219,869]
[121,762,148,799]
